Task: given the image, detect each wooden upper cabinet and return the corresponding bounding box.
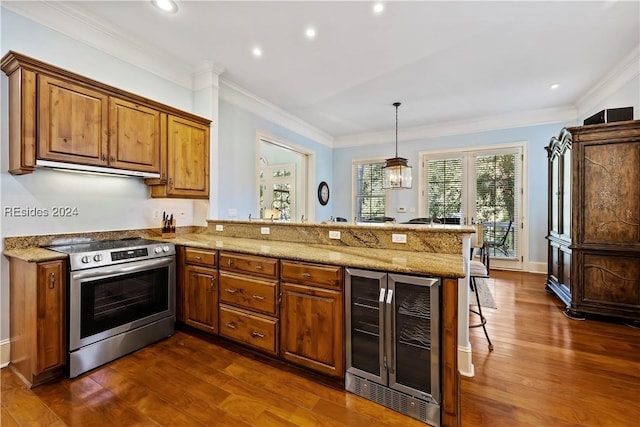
[157,115,210,199]
[1,51,211,197]
[38,75,109,166]
[109,98,161,173]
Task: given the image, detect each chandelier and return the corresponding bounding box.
[382,102,412,189]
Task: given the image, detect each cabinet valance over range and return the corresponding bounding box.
[1,51,211,199]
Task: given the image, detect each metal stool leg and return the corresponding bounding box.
[469,276,494,351]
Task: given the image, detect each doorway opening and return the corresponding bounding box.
[257,135,313,222]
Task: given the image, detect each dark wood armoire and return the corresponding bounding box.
[545,120,640,321]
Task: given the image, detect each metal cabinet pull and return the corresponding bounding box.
[302,272,311,278]
[195,255,201,260]
[49,272,56,289]
[224,322,236,329]
[210,277,215,291]
[227,259,233,266]
[252,294,265,300]
[251,331,265,338]
[386,289,395,374]
[255,265,263,270]
[225,288,238,294]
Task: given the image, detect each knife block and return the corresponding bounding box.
[161,219,176,238]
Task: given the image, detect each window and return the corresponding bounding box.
[353,160,386,221]
[427,158,463,220]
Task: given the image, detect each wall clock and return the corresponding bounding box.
[317,181,330,205]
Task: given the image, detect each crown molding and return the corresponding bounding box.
[219,78,334,148]
[333,106,578,148]
[3,0,194,89]
[575,44,640,117]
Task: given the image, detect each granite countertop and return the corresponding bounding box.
[3,247,69,263]
[4,232,467,278]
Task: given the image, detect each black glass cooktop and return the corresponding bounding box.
[45,237,159,255]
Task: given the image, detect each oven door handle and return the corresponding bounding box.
[71,257,174,280]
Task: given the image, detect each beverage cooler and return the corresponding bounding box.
[345,268,441,426]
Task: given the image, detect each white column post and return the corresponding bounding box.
[192,61,224,221]
[458,234,474,377]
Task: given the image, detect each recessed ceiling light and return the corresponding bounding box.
[550,83,560,90]
[373,2,385,15]
[252,47,263,58]
[305,27,317,39]
[151,0,178,14]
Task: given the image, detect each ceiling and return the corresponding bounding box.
[4,1,639,141]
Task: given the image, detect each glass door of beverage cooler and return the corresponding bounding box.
[387,274,440,403]
[345,269,387,384]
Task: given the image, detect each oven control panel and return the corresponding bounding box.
[112,248,149,261]
[67,244,176,270]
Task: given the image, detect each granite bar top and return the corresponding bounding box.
[169,234,466,278]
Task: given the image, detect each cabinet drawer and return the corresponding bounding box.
[219,272,278,316]
[281,260,343,290]
[219,252,278,278]
[219,305,278,355]
[185,248,216,267]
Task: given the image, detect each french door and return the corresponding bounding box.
[421,145,525,270]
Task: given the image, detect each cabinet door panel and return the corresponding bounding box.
[280,282,344,377]
[109,98,160,172]
[167,116,209,198]
[582,254,640,306]
[582,142,640,244]
[36,261,65,373]
[184,265,218,334]
[38,75,108,165]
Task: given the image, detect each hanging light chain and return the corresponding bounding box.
[393,102,401,158]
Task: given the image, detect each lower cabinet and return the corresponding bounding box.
[280,282,344,377]
[183,248,218,334]
[280,260,344,378]
[9,257,66,387]
[177,247,345,378]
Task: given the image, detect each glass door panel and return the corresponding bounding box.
[345,269,386,383]
[388,274,440,402]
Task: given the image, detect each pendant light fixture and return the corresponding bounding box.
[383,102,412,189]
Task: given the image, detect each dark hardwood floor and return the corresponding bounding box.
[2,270,640,426]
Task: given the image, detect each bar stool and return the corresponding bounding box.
[469,224,494,351]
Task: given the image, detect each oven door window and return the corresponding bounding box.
[80,266,169,339]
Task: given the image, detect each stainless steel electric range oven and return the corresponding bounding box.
[46,238,176,378]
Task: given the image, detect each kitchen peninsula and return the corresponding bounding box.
[4,221,473,427]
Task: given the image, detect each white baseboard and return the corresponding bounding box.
[526,261,547,274]
[458,345,474,377]
[1,339,9,368]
